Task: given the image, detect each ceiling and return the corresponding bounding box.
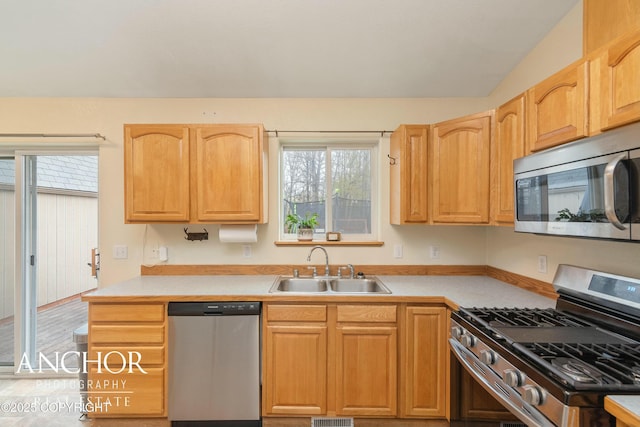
[0,0,579,98]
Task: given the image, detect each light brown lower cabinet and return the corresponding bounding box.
[401,305,449,418]
[87,302,168,417]
[262,302,449,420]
[335,305,398,416]
[263,304,328,415]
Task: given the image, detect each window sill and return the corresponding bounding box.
[274,240,384,247]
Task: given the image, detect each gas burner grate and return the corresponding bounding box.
[518,342,640,386]
[462,307,593,328]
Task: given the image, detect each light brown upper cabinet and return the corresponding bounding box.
[584,0,640,55]
[527,59,589,152]
[124,123,268,224]
[390,125,429,224]
[193,125,267,223]
[430,111,493,224]
[598,30,640,131]
[124,125,191,222]
[491,94,526,226]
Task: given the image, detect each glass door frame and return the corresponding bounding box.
[5,147,99,375]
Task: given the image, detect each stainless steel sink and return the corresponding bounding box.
[272,277,328,293]
[329,278,391,294]
[270,276,390,294]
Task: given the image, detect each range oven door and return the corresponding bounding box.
[514,151,631,240]
[449,338,556,427]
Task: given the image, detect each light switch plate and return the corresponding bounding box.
[113,245,128,259]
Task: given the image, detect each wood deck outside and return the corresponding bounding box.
[0,297,88,368]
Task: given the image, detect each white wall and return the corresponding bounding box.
[0,97,491,286]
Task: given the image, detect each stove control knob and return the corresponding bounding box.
[451,326,466,340]
[522,385,547,406]
[503,369,526,387]
[460,334,477,348]
[480,349,498,365]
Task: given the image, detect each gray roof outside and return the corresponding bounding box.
[0,156,97,193]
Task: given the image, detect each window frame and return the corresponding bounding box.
[278,138,379,242]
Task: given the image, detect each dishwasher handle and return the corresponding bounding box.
[168,301,261,316]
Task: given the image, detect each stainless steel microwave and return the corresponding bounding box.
[514,120,640,241]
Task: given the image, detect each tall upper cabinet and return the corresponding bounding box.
[491,94,526,225]
[430,111,493,224]
[124,123,268,224]
[390,125,429,224]
[584,0,640,55]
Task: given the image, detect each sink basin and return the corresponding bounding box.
[272,278,328,293]
[270,276,390,294]
[329,278,391,294]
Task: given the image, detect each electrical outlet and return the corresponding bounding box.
[158,246,169,261]
[538,255,548,273]
[113,245,128,259]
[430,246,440,259]
[242,245,252,258]
[393,244,403,258]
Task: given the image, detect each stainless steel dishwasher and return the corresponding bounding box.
[168,301,261,427]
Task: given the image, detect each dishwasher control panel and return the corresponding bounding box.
[168,301,261,316]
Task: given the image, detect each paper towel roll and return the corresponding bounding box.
[219,224,258,243]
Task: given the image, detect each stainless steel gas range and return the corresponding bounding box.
[450,264,640,427]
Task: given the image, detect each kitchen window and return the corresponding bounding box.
[279,141,378,242]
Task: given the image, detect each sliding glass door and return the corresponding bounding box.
[0,152,98,371]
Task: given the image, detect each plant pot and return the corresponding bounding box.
[297,228,314,241]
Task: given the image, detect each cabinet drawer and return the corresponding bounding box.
[90,325,165,345]
[91,303,165,323]
[337,305,397,323]
[266,304,327,322]
[89,346,165,366]
[88,367,165,416]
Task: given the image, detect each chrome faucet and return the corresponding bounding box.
[307,245,330,276]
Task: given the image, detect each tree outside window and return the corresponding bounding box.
[281,143,377,240]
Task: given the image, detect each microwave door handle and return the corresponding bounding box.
[604,153,628,231]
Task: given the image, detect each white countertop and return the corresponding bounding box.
[83,274,556,309]
[605,395,640,424]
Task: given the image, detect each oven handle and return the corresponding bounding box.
[604,152,628,231]
[449,338,555,427]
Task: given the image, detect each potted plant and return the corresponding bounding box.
[285,212,319,241]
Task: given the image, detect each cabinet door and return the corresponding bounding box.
[124,125,190,222]
[193,125,265,222]
[335,325,397,416]
[431,111,492,224]
[390,125,429,224]
[527,60,589,151]
[600,31,640,130]
[401,306,448,418]
[263,324,328,415]
[491,94,526,225]
[584,0,640,54]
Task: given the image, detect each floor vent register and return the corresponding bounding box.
[311,417,354,427]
